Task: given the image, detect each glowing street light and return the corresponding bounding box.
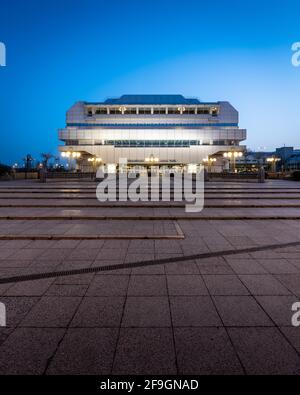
[203,157,217,173]
[266,156,280,172]
[145,155,159,164]
[223,151,243,172]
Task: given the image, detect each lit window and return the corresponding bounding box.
[124,108,137,114]
[211,107,219,116]
[183,108,196,114]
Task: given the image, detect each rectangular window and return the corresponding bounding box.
[95,108,108,115]
[167,108,177,114]
[197,108,210,114]
[124,108,137,114]
[138,107,152,114]
[211,107,219,116]
[153,108,167,115]
[109,107,121,114]
[183,108,196,114]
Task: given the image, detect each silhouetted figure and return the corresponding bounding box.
[258,166,265,183]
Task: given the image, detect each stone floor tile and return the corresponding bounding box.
[113,328,176,375]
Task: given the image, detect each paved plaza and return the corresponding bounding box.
[0,179,300,375]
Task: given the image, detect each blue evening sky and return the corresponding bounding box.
[0,0,299,165]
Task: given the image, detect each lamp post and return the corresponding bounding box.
[266,156,280,173]
[61,151,81,171]
[203,157,217,173]
[88,156,103,175]
[223,151,243,173]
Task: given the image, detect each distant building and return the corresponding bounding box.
[58,95,247,172]
[235,146,300,172]
[276,147,300,171]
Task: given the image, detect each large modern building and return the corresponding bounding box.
[58,95,247,172]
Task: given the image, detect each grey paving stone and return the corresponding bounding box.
[70,297,124,328]
[239,275,291,296]
[66,248,101,261]
[46,284,88,297]
[256,295,299,326]
[197,257,234,275]
[128,240,155,253]
[280,327,300,353]
[20,296,82,327]
[203,275,249,296]
[257,259,299,274]
[155,240,182,253]
[0,249,18,260]
[167,275,208,296]
[38,248,73,261]
[0,297,39,328]
[25,240,56,249]
[127,275,167,296]
[0,328,65,375]
[5,278,55,297]
[228,327,300,375]
[164,260,198,275]
[50,240,80,249]
[55,273,95,285]
[132,264,165,275]
[174,327,244,375]
[77,240,105,249]
[125,253,155,263]
[213,296,273,327]
[2,240,32,249]
[226,258,268,274]
[87,275,130,296]
[0,259,33,268]
[96,249,127,261]
[274,274,300,296]
[287,258,300,270]
[0,283,12,296]
[170,296,222,327]
[113,328,176,375]
[102,240,130,250]
[7,249,45,261]
[47,328,118,375]
[122,297,171,327]
[0,328,14,347]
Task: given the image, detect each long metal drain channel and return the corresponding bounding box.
[0,240,300,285]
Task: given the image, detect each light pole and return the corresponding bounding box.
[223,151,243,173]
[266,156,280,173]
[61,151,81,171]
[203,157,217,173]
[88,157,103,175]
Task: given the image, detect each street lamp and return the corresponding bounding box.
[223,151,243,173]
[88,157,103,173]
[203,157,217,173]
[266,157,280,173]
[145,155,159,164]
[61,151,81,171]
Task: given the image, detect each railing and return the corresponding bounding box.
[45,172,95,179]
[208,172,258,180]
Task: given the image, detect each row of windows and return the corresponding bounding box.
[64,140,238,147]
[88,107,218,116]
